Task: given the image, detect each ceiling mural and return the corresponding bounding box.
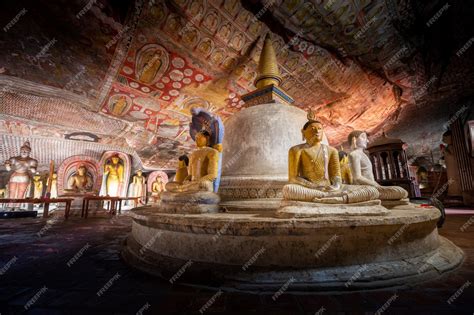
[0,0,131,100]
[0,0,473,169]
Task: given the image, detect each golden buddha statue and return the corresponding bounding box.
[104,154,124,196]
[67,165,93,192]
[151,176,165,203]
[348,131,408,200]
[174,155,189,184]
[160,108,223,214]
[282,111,379,204]
[33,174,43,199]
[166,131,219,193]
[47,173,58,198]
[339,149,353,184]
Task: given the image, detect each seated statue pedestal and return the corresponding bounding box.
[276,199,389,218]
[159,191,220,214]
[381,198,413,208]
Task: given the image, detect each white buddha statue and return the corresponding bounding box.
[348,131,408,201]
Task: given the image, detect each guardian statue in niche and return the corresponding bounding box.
[4,141,38,203]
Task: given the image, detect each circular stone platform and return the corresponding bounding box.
[122,206,464,292]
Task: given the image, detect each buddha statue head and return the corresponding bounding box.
[178,155,189,168]
[136,169,143,177]
[348,130,368,150]
[77,165,87,176]
[20,141,32,158]
[195,130,211,148]
[111,154,120,164]
[301,110,323,144]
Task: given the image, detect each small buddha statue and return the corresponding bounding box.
[348,131,408,200]
[67,165,93,192]
[282,111,379,204]
[339,149,353,184]
[47,173,58,198]
[104,154,124,196]
[4,141,38,201]
[33,173,43,199]
[151,176,165,202]
[129,170,146,204]
[166,130,219,193]
[174,155,189,184]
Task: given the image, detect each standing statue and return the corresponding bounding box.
[4,141,38,202]
[339,149,353,184]
[33,173,43,199]
[47,173,58,198]
[348,131,408,200]
[162,108,224,213]
[104,154,124,196]
[67,165,93,192]
[281,111,379,204]
[129,170,146,204]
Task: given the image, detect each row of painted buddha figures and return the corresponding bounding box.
[166,110,407,204]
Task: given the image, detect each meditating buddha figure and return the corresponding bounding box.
[166,130,219,193]
[348,131,408,200]
[151,176,165,202]
[67,165,93,192]
[104,155,124,196]
[174,155,189,184]
[282,111,379,204]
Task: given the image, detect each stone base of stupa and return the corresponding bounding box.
[122,205,464,292]
[158,191,220,214]
[276,200,389,218]
[219,175,286,211]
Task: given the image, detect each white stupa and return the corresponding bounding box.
[219,34,308,209]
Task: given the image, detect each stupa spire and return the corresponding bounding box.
[241,33,293,107]
[255,33,282,89]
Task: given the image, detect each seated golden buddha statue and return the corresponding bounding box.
[282,111,379,204]
[161,108,224,214]
[67,165,93,193]
[166,130,219,193]
[348,131,408,201]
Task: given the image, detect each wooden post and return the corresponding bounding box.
[43,160,54,217]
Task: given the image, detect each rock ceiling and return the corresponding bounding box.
[0,0,473,169]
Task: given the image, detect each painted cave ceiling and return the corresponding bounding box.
[0,0,473,169]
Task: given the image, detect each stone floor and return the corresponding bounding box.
[0,208,473,314]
